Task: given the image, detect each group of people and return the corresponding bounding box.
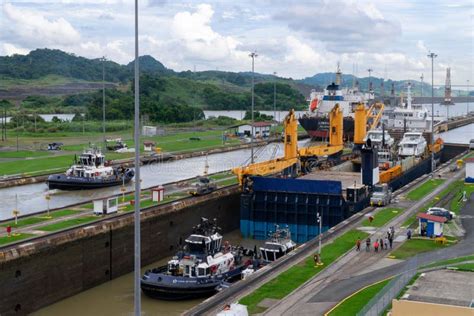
[355,226,396,252]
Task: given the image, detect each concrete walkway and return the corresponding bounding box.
[262,165,468,315]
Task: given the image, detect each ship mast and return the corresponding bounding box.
[335,62,342,85]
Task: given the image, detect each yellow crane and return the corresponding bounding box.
[232,109,300,186]
[233,104,345,186]
[298,103,344,170]
[353,102,385,147]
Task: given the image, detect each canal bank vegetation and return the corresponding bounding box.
[406,179,445,201]
[239,230,369,314]
[361,208,403,227]
[327,278,392,316]
[388,238,454,260]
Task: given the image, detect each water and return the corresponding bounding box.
[32,229,262,316]
[0,140,310,220]
[438,123,474,144]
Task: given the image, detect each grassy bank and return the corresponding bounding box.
[422,254,474,269]
[406,179,445,201]
[239,230,369,314]
[0,233,36,245]
[36,216,98,231]
[1,209,79,228]
[362,208,403,227]
[389,238,450,260]
[328,278,392,316]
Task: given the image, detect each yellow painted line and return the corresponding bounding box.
[324,276,394,316]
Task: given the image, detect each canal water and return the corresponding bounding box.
[32,229,263,316]
[1,140,313,220]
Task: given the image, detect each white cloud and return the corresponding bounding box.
[3,3,81,47]
[2,43,30,56]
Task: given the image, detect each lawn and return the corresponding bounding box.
[0,233,36,245]
[36,216,98,231]
[389,238,449,260]
[0,154,77,176]
[406,179,445,201]
[1,210,79,228]
[0,151,53,159]
[450,183,474,215]
[361,208,403,227]
[328,278,392,316]
[217,177,238,186]
[422,254,474,269]
[239,230,369,314]
[451,263,474,271]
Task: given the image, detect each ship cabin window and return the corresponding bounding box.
[185,265,190,276]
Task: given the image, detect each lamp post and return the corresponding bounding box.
[316,212,323,266]
[273,71,277,124]
[133,0,141,314]
[467,80,470,115]
[420,74,424,98]
[249,51,258,164]
[427,52,437,174]
[45,192,51,218]
[102,56,107,152]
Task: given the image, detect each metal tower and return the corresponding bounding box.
[444,68,453,104]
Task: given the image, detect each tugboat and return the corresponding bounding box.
[141,218,252,300]
[46,148,134,190]
[260,225,296,262]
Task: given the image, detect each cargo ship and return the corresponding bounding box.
[299,65,374,140]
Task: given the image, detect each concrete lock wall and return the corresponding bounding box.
[0,188,240,315]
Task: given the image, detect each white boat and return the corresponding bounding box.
[364,129,395,167]
[259,225,296,262]
[383,83,431,131]
[398,132,427,157]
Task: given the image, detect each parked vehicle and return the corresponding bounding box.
[189,176,217,196]
[47,142,63,150]
[370,183,392,206]
[469,139,474,150]
[426,207,455,221]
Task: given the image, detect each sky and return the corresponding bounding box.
[1,0,473,85]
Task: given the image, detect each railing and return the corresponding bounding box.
[357,257,418,316]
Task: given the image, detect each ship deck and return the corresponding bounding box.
[300,171,362,193]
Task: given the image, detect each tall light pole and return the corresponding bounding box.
[133,0,141,314]
[316,212,323,266]
[273,72,277,123]
[102,56,106,151]
[249,51,258,164]
[427,52,437,173]
[420,74,424,99]
[367,68,373,93]
[467,79,470,115]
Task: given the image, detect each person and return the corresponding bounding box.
[356,238,361,251]
[6,225,11,237]
[384,237,389,250]
[407,229,412,240]
[389,235,393,249]
[374,240,379,252]
[366,237,371,252]
[379,238,384,250]
[390,226,395,236]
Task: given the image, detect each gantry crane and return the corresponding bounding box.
[232,109,300,186]
[233,105,345,186]
[353,102,385,148]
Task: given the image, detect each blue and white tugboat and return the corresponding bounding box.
[141,218,250,300]
[46,148,134,190]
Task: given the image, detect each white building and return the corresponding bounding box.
[465,158,474,183]
[237,122,272,138]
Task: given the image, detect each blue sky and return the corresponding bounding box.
[1,0,473,85]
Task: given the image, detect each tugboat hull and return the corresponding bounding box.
[46,170,134,190]
[141,265,245,300]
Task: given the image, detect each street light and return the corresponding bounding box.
[467,80,470,115]
[316,212,324,266]
[420,74,424,98]
[133,0,142,314]
[273,72,277,124]
[102,56,107,152]
[249,51,258,164]
[427,52,437,174]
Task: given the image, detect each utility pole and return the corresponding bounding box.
[249,51,258,164]
[273,72,277,124]
[467,79,470,115]
[427,52,437,174]
[102,56,107,152]
[420,74,424,99]
[133,0,141,314]
[316,212,323,266]
[367,68,373,93]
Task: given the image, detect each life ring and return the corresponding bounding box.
[95,172,100,176]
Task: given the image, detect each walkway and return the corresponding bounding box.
[262,165,469,315]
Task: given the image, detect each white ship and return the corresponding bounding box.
[383,83,431,131]
[398,132,427,157]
